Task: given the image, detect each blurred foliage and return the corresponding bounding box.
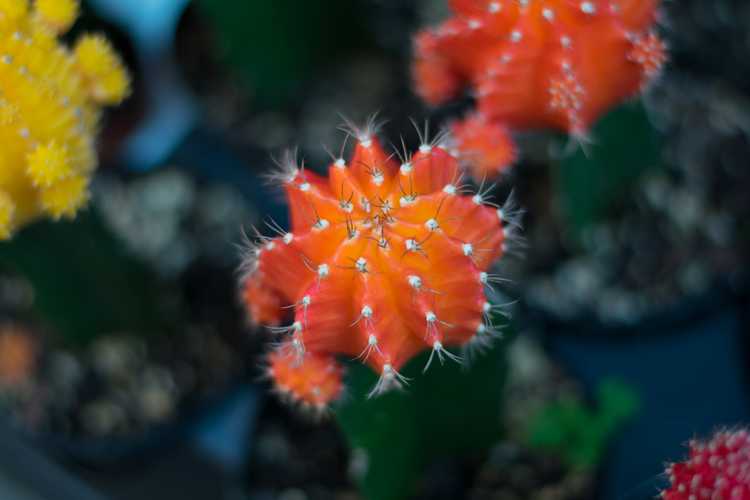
[193,0,373,107]
[525,379,639,470]
[556,102,663,241]
[0,210,166,347]
[336,330,514,500]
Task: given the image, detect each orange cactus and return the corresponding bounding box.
[267,349,345,409]
[0,325,37,386]
[413,0,667,178]
[241,121,521,408]
[451,112,517,180]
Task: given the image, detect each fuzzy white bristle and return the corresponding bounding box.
[356,257,368,273]
[408,275,422,289]
[424,339,463,372]
[368,363,409,398]
[400,195,416,207]
[313,218,330,230]
[580,2,596,14]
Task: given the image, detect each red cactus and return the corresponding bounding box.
[662,429,750,500]
[241,121,521,409]
[413,0,667,178]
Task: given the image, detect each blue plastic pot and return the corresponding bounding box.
[525,281,750,499]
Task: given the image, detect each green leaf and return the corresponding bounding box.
[523,379,640,471]
[597,379,640,430]
[556,101,663,240]
[336,332,512,500]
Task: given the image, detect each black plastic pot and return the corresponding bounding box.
[4,127,271,471]
[524,280,750,499]
[25,382,262,470]
[0,425,108,500]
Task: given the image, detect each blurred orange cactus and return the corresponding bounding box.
[451,112,517,181]
[267,349,345,409]
[241,121,521,409]
[0,325,36,386]
[413,0,667,178]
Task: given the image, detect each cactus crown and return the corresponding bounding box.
[662,429,750,500]
[0,0,129,239]
[413,0,667,178]
[241,121,522,410]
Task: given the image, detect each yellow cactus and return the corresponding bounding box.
[0,0,26,24]
[0,0,129,239]
[26,141,73,188]
[0,192,15,240]
[34,0,78,33]
[74,34,130,105]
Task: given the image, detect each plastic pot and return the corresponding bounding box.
[524,281,750,499]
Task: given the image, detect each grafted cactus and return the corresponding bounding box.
[662,429,750,500]
[0,0,129,239]
[413,0,667,178]
[240,121,521,410]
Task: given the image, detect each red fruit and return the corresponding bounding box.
[241,122,521,404]
[452,112,517,180]
[662,429,750,500]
